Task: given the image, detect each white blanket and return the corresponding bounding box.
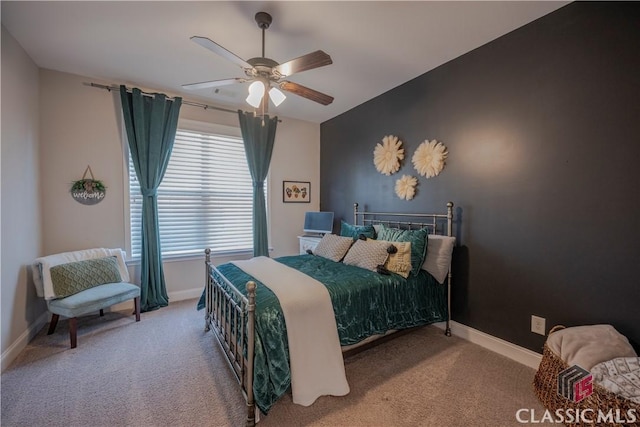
[547,324,637,370]
[231,257,350,406]
[591,357,640,404]
[32,248,130,300]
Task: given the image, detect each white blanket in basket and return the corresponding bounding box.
[591,357,640,404]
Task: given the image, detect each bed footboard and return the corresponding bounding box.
[204,249,256,427]
[203,202,454,424]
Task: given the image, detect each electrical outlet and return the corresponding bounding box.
[531,315,546,335]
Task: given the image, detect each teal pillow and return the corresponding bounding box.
[50,256,122,298]
[377,224,429,276]
[340,221,376,241]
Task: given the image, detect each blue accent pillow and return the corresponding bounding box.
[340,221,376,241]
[377,224,429,276]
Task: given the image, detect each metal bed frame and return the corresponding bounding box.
[203,202,454,426]
[353,201,454,337]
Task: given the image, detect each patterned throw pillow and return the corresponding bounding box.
[313,234,354,262]
[377,224,429,276]
[340,221,376,241]
[343,238,391,272]
[381,241,412,278]
[50,256,122,298]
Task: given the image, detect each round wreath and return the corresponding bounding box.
[71,179,106,193]
[412,139,448,178]
[395,175,418,200]
[373,135,404,176]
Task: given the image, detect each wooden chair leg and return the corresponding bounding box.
[47,314,59,335]
[134,297,141,322]
[69,317,78,349]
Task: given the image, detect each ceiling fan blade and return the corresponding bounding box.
[190,36,252,69]
[182,77,246,90]
[274,50,333,77]
[279,81,334,105]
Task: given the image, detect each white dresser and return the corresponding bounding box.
[298,235,322,254]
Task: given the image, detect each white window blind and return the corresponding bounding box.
[129,127,265,259]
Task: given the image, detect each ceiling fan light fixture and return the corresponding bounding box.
[186,11,333,108]
[269,87,286,107]
[246,80,265,108]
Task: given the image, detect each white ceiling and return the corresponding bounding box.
[1,1,568,124]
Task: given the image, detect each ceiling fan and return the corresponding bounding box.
[183,11,334,110]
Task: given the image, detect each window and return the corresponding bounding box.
[128,121,266,260]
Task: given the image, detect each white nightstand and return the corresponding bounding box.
[298,235,322,254]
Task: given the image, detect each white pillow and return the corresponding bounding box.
[313,234,353,262]
[343,239,390,271]
[421,235,456,284]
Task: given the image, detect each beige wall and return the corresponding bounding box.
[1,26,47,369]
[38,69,320,299]
[1,43,319,368]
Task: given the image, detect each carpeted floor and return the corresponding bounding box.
[1,299,552,426]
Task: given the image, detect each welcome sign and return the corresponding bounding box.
[70,166,106,206]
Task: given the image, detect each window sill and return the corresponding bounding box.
[125,248,273,266]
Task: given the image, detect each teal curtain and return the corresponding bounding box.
[120,86,182,312]
[238,111,278,257]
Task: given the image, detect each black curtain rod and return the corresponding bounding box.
[86,82,238,114]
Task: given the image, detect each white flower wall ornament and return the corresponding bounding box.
[412,139,448,178]
[373,135,404,176]
[395,175,418,200]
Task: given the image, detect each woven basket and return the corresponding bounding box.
[533,325,640,426]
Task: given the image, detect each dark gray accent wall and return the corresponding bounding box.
[320,2,640,352]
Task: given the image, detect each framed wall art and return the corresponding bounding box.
[283,180,310,203]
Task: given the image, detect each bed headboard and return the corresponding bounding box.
[353,201,455,337]
[353,202,454,237]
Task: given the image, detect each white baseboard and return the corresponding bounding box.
[109,287,201,312]
[434,320,542,370]
[1,311,49,372]
[168,288,202,302]
[4,294,540,375]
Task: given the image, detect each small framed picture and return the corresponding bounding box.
[283,181,310,203]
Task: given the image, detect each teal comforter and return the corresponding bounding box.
[200,254,447,414]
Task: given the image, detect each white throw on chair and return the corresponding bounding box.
[32,248,140,348]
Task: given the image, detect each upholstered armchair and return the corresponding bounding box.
[32,248,140,348]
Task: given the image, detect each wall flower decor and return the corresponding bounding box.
[373,135,404,176]
[412,139,448,178]
[395,175,418,200]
